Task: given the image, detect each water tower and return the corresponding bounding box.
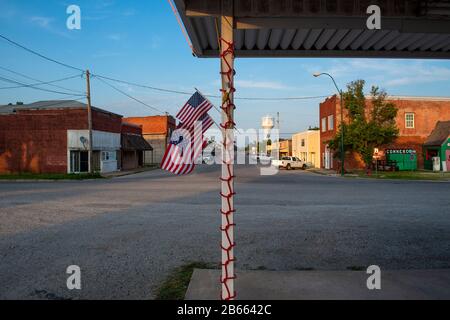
[261,115,275,139]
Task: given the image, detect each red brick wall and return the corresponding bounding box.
[0,108,122,173]
[319,96,337,168]
[124,115,176,135]
[319,96,450,170]
[92,109,122,133]
[121,122,143,135]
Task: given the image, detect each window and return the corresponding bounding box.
[405,113,415,129]
[321,117,326,132]
[301,139,305,147]
[102,151,117,161]
[70,151,88,173]
[328,115,334,130]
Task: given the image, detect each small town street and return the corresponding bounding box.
[1,166,449,299]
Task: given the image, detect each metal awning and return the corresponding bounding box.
[121,134,153,151]
[174,0,450,59]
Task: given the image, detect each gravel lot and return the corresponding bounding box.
[0,165,449,299]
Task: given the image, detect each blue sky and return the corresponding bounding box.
[1,0,450,137]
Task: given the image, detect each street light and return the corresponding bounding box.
[313,72,345,176]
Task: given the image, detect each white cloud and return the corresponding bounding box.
[30,16,52,28]
[28,15,71,38]
[92,52,123,59]
[122,9,136,17]
[97,0,115,9]
[220,79,292,90]
[310,59,450,89]
[107,33,123,41]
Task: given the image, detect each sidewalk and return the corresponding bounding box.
[101,166,158,178]
[185,269,450,300]
[307,168,340,177]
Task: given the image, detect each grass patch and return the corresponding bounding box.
[155,262,217,300]
[347,266,366,271]
[350,170,450,181]
[255,266,268,270]
[0,172,103,180]
[294,267,315,271]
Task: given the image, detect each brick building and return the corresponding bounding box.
[319,95,450,170]
[120,122,153,170]
[0,100,149,174]
[123,115,176,165]
[269,138,292,158]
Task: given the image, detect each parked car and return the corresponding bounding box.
[250,153,272,164]
[202,155,215,165]
[271,156,307,170]
[258,154,273,164]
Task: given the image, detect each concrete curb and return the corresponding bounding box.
[186,269,450,300]
[102,166,159,178]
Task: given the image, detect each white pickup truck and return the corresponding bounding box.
[271,156,307,170]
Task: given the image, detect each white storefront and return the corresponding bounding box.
[67,130,120,173]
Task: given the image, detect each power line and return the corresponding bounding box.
[0,33,331,102]
[0,66,85,94]
[95,74,330,101]
[0,33,84,72]
[93,76,165,114]
[0,75,85,96]
[0,73,83,91]
[94,74,195,95]
[235,95,329,101]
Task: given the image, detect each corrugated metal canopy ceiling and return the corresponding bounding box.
[174,0,450,59]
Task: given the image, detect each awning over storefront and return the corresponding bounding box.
[121,134,153,151]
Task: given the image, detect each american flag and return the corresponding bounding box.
[176,91,213,129]
[161,113,214,175]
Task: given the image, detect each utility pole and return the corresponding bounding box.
[276,112,280,131]
[86,70,93,174]
[276,112,280,158]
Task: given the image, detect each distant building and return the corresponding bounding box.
[292,129,320,168]
[423,121,450,171]
[121,122,153,170]
[123,115,176,165]
[0,100,150,174]
[319,95,450,170]
[270,139,292,158]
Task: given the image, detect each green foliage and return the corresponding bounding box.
[329,80,399,167]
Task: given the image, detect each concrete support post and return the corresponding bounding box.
[220,0,236,300]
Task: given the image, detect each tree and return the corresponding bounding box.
[329,80,399,170]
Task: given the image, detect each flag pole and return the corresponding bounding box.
[194,87,221,114]
[219,0,236,300]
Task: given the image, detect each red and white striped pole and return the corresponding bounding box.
[219,0,236,300]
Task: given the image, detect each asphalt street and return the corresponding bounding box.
[0,165,449,299]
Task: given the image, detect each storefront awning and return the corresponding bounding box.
[121,134,153,151]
